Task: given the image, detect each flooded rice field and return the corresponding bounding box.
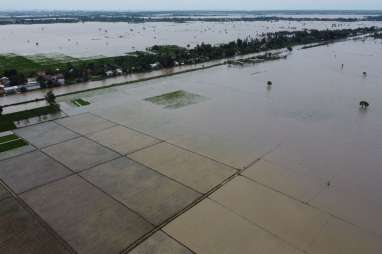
[55,39,382,246]
[1,33,382,253]
[0,20,382,57]
[57,38,382,203]
[0,61,223,108]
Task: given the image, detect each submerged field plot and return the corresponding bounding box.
[0,132,28,153]
[1,39,382,254]
[145,90,206,109]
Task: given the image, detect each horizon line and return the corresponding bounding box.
[1,9,382,12]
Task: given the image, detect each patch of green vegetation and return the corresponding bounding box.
[0,54,41,75]
[71,98,90,107]
[0,53,88,77]
[0,121,17,133]
[149,45,187,55]
[0,53,78,76]
[0,105,60,132]
[145,90,206,109]
[0,134,19,144]
[26,54,77,65]
[0,138,28,153]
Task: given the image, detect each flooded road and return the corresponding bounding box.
[0,49,284,109]
[0,59,224,109]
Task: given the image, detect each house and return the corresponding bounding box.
[37,72,65,86]
[150,62,160,70]
[0,77,10,86]
[115,68,123,75]
[4,86,18,95]
[24,79,41,91]
[105,70,114,77]
[51,74,65,86]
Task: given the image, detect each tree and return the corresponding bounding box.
[45,91,56,105]
[237,39,243,48]
[0,106,3,116]
[3,69,27,86]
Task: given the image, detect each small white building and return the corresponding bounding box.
[25,80,41,91]
[150,62,160,70]
[105,70,114,77]
[115,68,123,75]
[0,77,10,86]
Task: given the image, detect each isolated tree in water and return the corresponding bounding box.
[45,91,56,106]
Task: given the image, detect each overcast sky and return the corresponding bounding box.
[1,0,382,11]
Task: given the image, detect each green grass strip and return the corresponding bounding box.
[0,104,60,132]
[144,90,205,109]
[71,98,90,107]
[0,105,60,122]
[0,134,20,144]
[0,139,28,153]
[145,90,188,105]
[0,122,17,133]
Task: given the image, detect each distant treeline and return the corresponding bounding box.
[1,15,382,25]
[1,26,379,89]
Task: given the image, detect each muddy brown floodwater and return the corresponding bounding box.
[62,39,382,246]
[1,35,382,253]
[57,38,382,206]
